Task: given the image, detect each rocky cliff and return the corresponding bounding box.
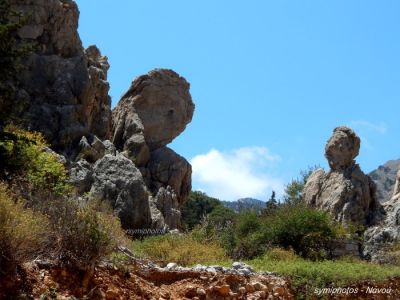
[369,159,400,203]
[364,169,400,262]
[8,0,195,231]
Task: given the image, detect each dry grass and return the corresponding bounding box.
[132,233,231,266]
[0,182,49,274]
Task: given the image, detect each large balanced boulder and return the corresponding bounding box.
[112,69,195,151]
[110,69,195,229]
[10,0,111,153]
[304,127,383,226]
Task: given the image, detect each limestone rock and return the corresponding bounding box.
[152,186,181,229]
[112,69,195,151]
[90,154,151,229]
[325,126,360,171]
[112,102,150,166]
[10,0,111,153]
[363,169,400,262]
[304,126,383,226]
[69,159,93,194]
[369,159,400,202]
[148,147,192,206]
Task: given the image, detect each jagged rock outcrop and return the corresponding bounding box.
[10,0,111,153]
[369,159,400,202]
[9,0,194,231]
[147,147,192,204]
[90,154,151,229]
[150,186,182,229]
[364,169,400,262]
[304,127,383,226]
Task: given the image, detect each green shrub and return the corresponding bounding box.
[181,191,224,230]
[0,126,69,195]
[263,248,297,261]
[0,182,49,275]
[250,253,400,299]
[50,198,129,271]
[264,203,339,260]
[132,233,229,266]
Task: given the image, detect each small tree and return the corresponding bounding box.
[264,190,278,216]
[283,166,319,205]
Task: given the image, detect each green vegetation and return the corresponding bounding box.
[250,248,400,299]
[0,127,130,278]
[0,125,69,195]
[189,201,344,260]
[181,191,227,230]
[282,166,319,205]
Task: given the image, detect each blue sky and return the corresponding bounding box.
[76,0,400,201]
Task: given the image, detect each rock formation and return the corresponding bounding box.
[110,69,194,229]
[9,0,195,231]
[363,169,400,262]
[369,159,400,202]
[304,126,383,226]
[10,0,111,154]
[112,69,195,152]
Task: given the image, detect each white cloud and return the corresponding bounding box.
[349,120,387,135]
[190,147,284,201]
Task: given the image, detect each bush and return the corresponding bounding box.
[0,182,49,275]
[0,125,69,195]
[181,191,224,230]
[263,248,297,261]
[264,203,340,260]
[49,198,129,271]
[132,233,229,266]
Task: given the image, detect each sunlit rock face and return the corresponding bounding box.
[10,0,111,154]
[304,126,383,226]
[111,69,194,229]
[364,170,400,262]
[10,0,194,231]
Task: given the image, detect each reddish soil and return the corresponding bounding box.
[1,261,400,299]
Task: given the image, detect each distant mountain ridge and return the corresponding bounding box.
[221,198,265,213]
[369,159,400,202]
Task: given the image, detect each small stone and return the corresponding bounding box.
[197,288,206,296]
[239,268,251,276]
[166,262,178,270]
[185,285,197,298]
[238,287,246,294]
[273,286,285,296]
[232,262,243,269]
[206,267,217,274]
[105,289,119,300]
[252,282,267,291]
[246,284,255,293]
[216,285,230,296]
